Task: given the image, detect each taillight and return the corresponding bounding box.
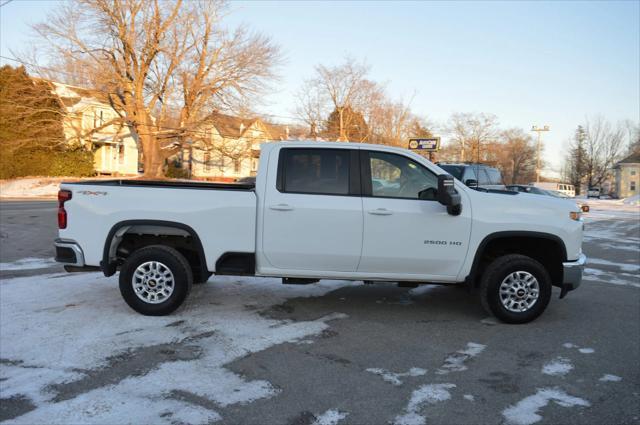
[58,190,72,229]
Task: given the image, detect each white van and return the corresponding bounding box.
[532,182,575,197]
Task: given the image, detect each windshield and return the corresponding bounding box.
[438,165,464,180]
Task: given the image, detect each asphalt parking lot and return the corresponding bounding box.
[1,199,639,425]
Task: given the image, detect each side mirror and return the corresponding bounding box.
[464,179,478,188]
[437,174,462,216]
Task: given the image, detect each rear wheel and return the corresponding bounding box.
[119,245,193,316]
[480,254,552,324]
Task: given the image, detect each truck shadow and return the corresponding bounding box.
[255,283,485,323]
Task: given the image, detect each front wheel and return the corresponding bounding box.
[479,254,552,324]
[119,245,193,316]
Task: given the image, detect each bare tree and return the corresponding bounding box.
[491,128,537,184]
[311,58,371,141]
[446,112,499,162]
[293,79,327,138]
[583,116,627,187]
[367,97,418,147]
[34,0,281,177]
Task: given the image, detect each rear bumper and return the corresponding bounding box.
[560,253,587,298]
[54,239,85,267]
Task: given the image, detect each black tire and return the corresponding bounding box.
[479,254,552,324]
[119,245,193,316]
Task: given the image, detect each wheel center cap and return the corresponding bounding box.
[148,280,156,287]
[516,289,526,298]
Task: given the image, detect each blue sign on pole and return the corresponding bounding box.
[408,137,440,151]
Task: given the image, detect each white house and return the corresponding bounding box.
[186,112,289,180]
[614,152,640,199]
[49,81,139,176]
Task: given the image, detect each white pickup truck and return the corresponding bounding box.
[55,141,586,323]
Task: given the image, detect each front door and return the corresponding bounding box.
[358,150,472,279]
[262,148,363,272]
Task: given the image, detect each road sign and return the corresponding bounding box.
[408,137,440,151]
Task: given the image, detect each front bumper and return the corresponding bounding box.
[560,253,587,298]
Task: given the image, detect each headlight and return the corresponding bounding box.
[570,211,582,221]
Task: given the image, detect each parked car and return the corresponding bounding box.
[587,187,601,199]
[437,163,506,190]
[507,185,590,212]
[505,185,550,196]
[55,142,585,324]
[532,182,575,197]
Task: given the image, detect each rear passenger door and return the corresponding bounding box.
[261,148,363,273]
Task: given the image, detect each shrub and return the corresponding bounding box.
[0,147,95,179]
[166,160,189,179]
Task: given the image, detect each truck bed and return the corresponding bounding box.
[63,179,255,191]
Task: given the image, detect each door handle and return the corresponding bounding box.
[368,208,393,216]
[269,203,294,211]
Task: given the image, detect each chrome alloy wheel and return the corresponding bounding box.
[132,261,175,304]
[499,271,540,313]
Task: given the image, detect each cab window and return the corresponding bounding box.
[279,148,350,195]
[367,151,438,200]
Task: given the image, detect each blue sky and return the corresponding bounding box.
[1,0,638,174]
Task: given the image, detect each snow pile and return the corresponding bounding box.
[623,194,640,205]
[0,272,354,423]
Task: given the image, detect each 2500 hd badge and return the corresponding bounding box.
[424,240,462,246]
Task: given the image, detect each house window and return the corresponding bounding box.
[118,144,125,164]
[203,152,211,172]
[93,110,104,128]
[631,170,637,176]
[234,159,241,174]
[631,181,637,191]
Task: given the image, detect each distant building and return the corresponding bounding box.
[186,112,289,180]
[48,81,139,176]
[614,152,640,198]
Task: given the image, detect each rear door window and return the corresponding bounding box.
[279,149,350,195]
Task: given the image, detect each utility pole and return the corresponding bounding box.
[531,125,550,183]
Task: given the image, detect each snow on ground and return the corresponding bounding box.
[0,178,66,199]
[623,194,639,206]
[435,342,486,375]
[0,176,136,199]
[393,383,456,425]
[502,388,590,425]
[312,409,349,425]
[541,357,573,377]
[0,272,355,424]
[599,374,622,382]
[0,257,58,271]
[365,367,427,386]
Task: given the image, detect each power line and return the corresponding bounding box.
[0,0,15,8]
